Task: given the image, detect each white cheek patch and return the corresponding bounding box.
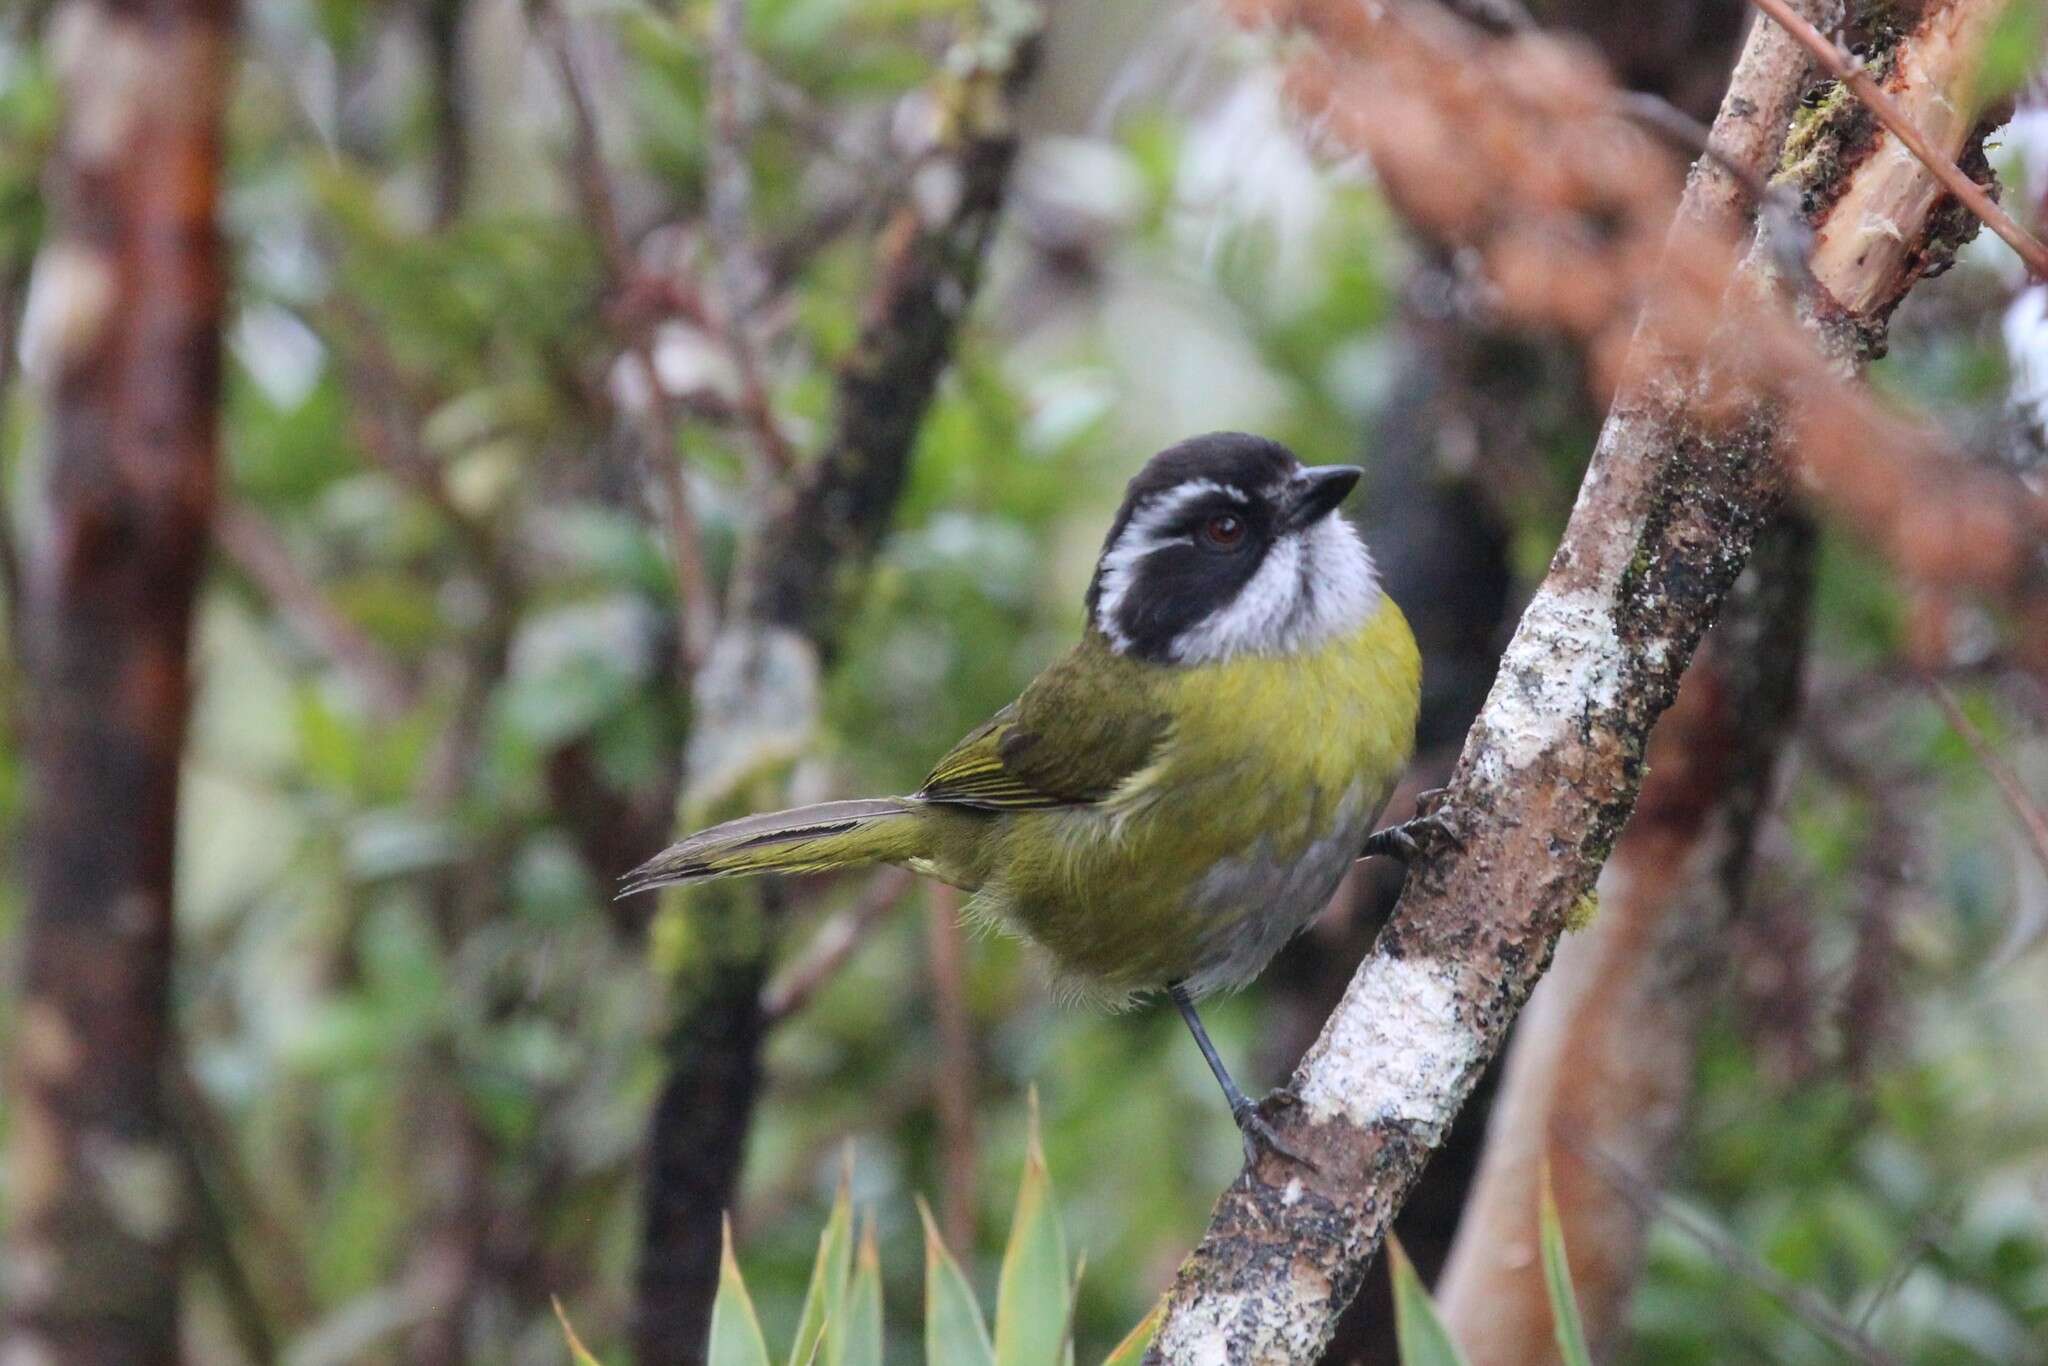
[1092,480,1248,652]
[1168,513,1380,664]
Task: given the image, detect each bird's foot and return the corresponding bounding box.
[1361,787,1464,866]
[1233,1089,1320,1173]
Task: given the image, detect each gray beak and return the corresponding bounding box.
[1282,465,1362,532]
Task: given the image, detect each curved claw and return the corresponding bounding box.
[1233,1093,1320,1173]
[1360,805,1464,865]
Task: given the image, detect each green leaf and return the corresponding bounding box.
[1389,1236,1471,1366]
[841,1216,885,1366]
[1976,0,2046,103]
[995,1091,1071,1366]
[791,1159,855,1366]
[711,1217,774,1366]
[552,1296,606,1366]
[1062,1253,1085,1366]
[1539,1164,1594,1366]
[1098,1301,1162,1366]
[921,1197,996,1366]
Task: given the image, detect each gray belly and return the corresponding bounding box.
[1177,787,1374,997]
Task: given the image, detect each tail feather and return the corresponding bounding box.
[619,797,922,897]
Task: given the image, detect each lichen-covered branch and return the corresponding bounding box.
[1148,1,2009,1358]
[1434,517,1816,1362]
[632,12,1040,1362]
[2,0,234,1358]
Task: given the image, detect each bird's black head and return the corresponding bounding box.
[1086,433,1377,664]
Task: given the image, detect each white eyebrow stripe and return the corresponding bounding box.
[1091,480,1253,649]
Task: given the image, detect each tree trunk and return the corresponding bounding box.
[3,0,233,1359]
[632,19,1039,1361]
[1433,517,1816,1361]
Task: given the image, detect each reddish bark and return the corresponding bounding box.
[3,0,234,1360]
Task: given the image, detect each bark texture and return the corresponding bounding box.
[1280,10,1748,1362]
[2,0,233,1359]
[1433,517,1816,1362]
[632,16,1039,1362]
[1148,1,2005,1358]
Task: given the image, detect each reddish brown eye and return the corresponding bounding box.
[1202,514,1246,548]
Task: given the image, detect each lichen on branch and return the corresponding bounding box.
[1148,0,2025,1359]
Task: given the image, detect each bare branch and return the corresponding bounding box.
[1927,677,2048,880]
[1148,0,2014,1355]
[759,868,915,1021]
[1749,0,2048,281]
[541,7,720,675]
[926,883,978,1254]
[705,0,798,478]
[1436,517,1816,1358]
[216,498,419,717]
[636,11,1041,1359]
[1576,1142,1899,1365]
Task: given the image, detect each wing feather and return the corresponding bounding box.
[916,639,1165,812]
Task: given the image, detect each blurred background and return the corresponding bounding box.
[1,0,2045,1361]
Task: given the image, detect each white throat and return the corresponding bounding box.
[1170,514,1380,664]
[1092,503,1381,664]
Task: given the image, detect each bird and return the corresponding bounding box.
[622,431,1426,1162]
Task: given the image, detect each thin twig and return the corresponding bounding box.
[705,0,796,478]
[322,300,506,574]
[217,499,419,717]
[1448,0,1783,237]
[0,259,27,633]
[1748,0,2048,281]
[542,5,719,673]
[925,883,977,1254]
[170,1114,278,1366]
[1852,1205,1955,1332]
[1612,90,1819,290]
[760,868,915,1021]
[1927,677,2048,879]
[1578,1143,1900,1366]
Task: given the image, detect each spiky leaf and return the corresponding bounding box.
[1389,1236,1471,1366]
[712,1218,774,1366]
[1539,1164,1594,1366]
[551,1296,606,1366]
[792,1160,856,1366]
[921,1198,996,1366]
[995,1092,1071,1366]
[1099,1302,1162,1366]
[842,1216,886,1366]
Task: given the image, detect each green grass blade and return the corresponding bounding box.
[792,1156,856,1366]
[921,1197,996,1366]
[840,1214,885,1366]
[551,1296,606,1366]
[711,1217,774,1366]
[1389,1236,1471,1366]
[1539,1163,1594,1366]
[1098,1302,1162,1366]
[995,1091,1070,1366]
[1061,1252,1085,1366]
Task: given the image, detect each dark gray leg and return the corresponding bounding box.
[1168,982,1317,1170]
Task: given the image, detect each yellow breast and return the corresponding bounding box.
[990,594,1421,1002]
[1149,592,1421,821]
